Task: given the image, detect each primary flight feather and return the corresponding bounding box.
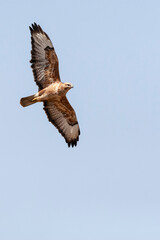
[20,23,80,147]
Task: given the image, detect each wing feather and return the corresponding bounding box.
[30,23,60,90]
[43,97,80,147]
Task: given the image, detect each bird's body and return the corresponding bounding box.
[20,82,74,106]
[20,23,80,147]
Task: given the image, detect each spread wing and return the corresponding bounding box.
[30,23,60,90]
[43,96,80,147]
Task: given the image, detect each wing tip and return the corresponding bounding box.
[67,134,80,148]
[29,22,43,34]
[29,23,50,40]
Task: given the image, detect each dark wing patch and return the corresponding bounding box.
[30,23,60,90]
[43,97,80,147]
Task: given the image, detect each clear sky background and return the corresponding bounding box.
[0,0,160,239]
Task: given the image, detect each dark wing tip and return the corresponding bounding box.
[29,26,33,33]
[68,141,76,148]
[29,22,43,34]
[29,23,50,40]
[67,133,80,148]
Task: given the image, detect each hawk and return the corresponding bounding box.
[20,23,80,147]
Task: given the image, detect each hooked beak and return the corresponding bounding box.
[71,84,74,88]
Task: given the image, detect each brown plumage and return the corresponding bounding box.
[20,23,80,147]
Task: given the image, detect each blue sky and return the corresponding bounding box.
[0,0,160,239]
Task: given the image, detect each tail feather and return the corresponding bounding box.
[20,95,36,107]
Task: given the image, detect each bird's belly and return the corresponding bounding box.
[40,92,58,101]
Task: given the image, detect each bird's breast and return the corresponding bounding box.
[38,83,65,101]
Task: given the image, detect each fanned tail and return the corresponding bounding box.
[20,95,36,107]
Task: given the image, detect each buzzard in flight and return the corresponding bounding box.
[20,23,80,147]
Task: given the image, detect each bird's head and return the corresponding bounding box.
[63,82,74,92]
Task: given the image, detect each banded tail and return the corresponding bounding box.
[20,94,37,107]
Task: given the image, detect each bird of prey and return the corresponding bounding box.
[20,23,80,147]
